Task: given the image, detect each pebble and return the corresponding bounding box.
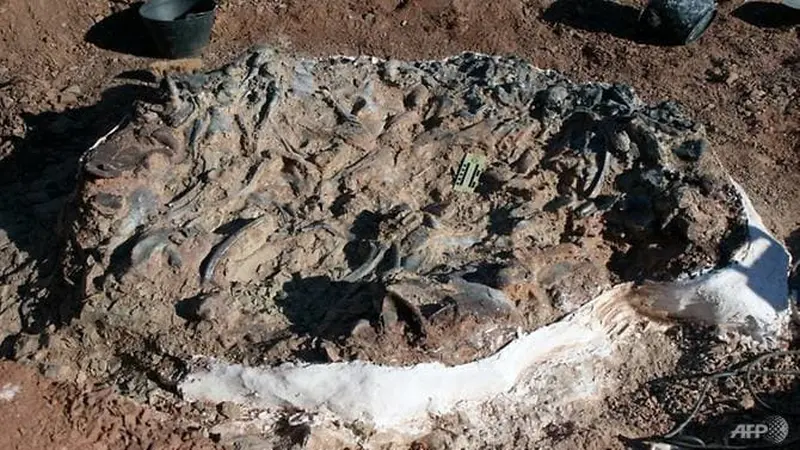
[496,264,532,289]
[62,84,81,96]
[482,165,514,187]
[12,333,40,359]
[706,66,729,83]
[673,139,707,162]
[381,59,401,84]
[544,85,569,107]
[739,394,755,410]
[608,131,631,155]
[217,401,242,420]
[512,148,537,173]
[404,84,429,109]
[42,363,73,381]
[54,94,75,110]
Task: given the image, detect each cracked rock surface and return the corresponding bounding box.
[14,49,745,398]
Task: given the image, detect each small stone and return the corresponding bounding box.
[481,165,514,190]
[0,94,13,109]
[62,85,82,96]
[57,92,78,106]
[147,389,162,406]
[12,333,40,360]
[544,85,569,107]
[705,66,729,83]
[196,292,239,325]
[381,60,401,84]
[739,394,755,410]
[350,319,375,339]
[141,111,160,123]
[205,169,221,181]
[512,148,537,174]
[217,401,242,420]
[404,84,430,110]
[321,341,341,362]
[239,206,262,220]
[608,131,631,155]
[42,363,73,381]
[496,263,532,289]
[90,357,108,375]
[381,296,399,328]
[673,139,707,162]
[107,357,122,374]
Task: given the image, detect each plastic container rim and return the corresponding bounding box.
[139,0,218,24]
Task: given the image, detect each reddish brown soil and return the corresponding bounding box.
[0,362,220,450]
[0,0,798,449]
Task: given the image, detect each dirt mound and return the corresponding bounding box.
[5,50,745,403]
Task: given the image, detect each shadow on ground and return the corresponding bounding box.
[0,82,160,339]
[85,2,157,57]
[541,0,653,44]
[788,228,800,296]
[278,275,385,339]
[786,228,800,261]
[733,2,800,29]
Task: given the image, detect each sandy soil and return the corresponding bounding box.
[0,0,798,449]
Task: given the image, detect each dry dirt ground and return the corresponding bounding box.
[0,361,219,450]
[0,0,798,449]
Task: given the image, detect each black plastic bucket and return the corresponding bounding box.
[640,0,717,45]
[139,0,217,59]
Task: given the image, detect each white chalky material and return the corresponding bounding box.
[179,184,790,435]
